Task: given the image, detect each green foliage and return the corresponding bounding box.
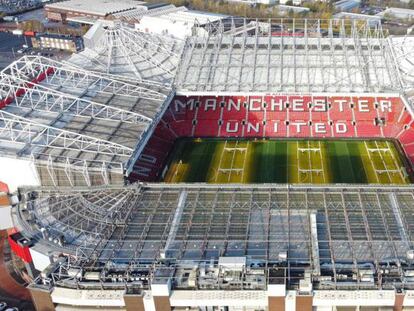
[144,0,337,18]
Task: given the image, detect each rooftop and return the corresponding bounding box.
[113,4,228,25]
[175,18,407,94]
[45,0,146,16]
[70,21,184,84]
[0,54,173,187]
[15,183,414,290]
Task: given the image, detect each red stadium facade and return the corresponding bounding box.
[131,94,414,181]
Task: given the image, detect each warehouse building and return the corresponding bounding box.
[45,0,147,22]
[333,12,382,26]
[377,7,414,20]
[134,6,228,39]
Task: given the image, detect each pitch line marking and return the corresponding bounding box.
[240,141,249,183]
[364,141,380,183]
[374,141,393,183]
[318,141,326,183]
[228,141,238,182]
[385,140,406,182]
[215,140,227,182]
[307,141,313,183]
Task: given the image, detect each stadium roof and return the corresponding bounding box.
[15,183,414,290]
[0,54,173,187]
[175,18,411,94]
[70,21,184,84]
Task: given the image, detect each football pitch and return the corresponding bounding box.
[162,139,412,184]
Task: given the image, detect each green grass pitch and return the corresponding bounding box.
[162,138,412,184]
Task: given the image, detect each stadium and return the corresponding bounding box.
[1,18,414,311]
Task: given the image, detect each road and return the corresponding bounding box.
[16,8,46,22]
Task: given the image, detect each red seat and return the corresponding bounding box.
[196,96,221,120]
[162,108,176,123]
[289,121,310,138]
[332,120,355,138]
[153,121,177,140]
[288,95,311,112]
[194,119,219,137]
[383,123,404,138]
[244,121,264,138]
[220,120,244,137]
[402,143,414,155]
[356,121,382,138]
[264,95,287,120]
[353,97,377,121]
[311,122,333,138]
[264,120,287,137]
[376,96,403,122]
[169,120,193,137]
[171,95,198,121]
[310,96,329,121]
[329,96,353,121]
[399,127,414,144]
[222,96,247,120]
[248,95,265,123]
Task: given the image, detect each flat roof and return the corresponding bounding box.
[46,0,146,16]
[112,5,227,24]
[333,12,381,19]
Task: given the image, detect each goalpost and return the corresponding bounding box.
[215,140,248,182]
[297,141,325,182]
[365,141,407,182]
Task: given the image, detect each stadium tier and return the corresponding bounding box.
[133,95,414,182]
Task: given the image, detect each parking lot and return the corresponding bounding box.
[0,32,72,70]
[0,32,26,70]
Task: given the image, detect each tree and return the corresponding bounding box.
[409,0,414,9]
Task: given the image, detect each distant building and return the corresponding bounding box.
[45,0,147,22]
[334,0,361,12]
[31,34,84,52]
[377,7,414,20]
[277,4,310,15]
[279,0,303,6]
[111,3,173,23]
[135,7,228,39]
[333,12,382,26]
[225,0,277,5]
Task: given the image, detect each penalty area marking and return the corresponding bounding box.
[297,141,325,183]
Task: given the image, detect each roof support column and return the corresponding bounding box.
[123,290,145,311]
[268,268,286,311]
[151,274,172,311]
[295,293,313,311]
[394,291,405,311]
